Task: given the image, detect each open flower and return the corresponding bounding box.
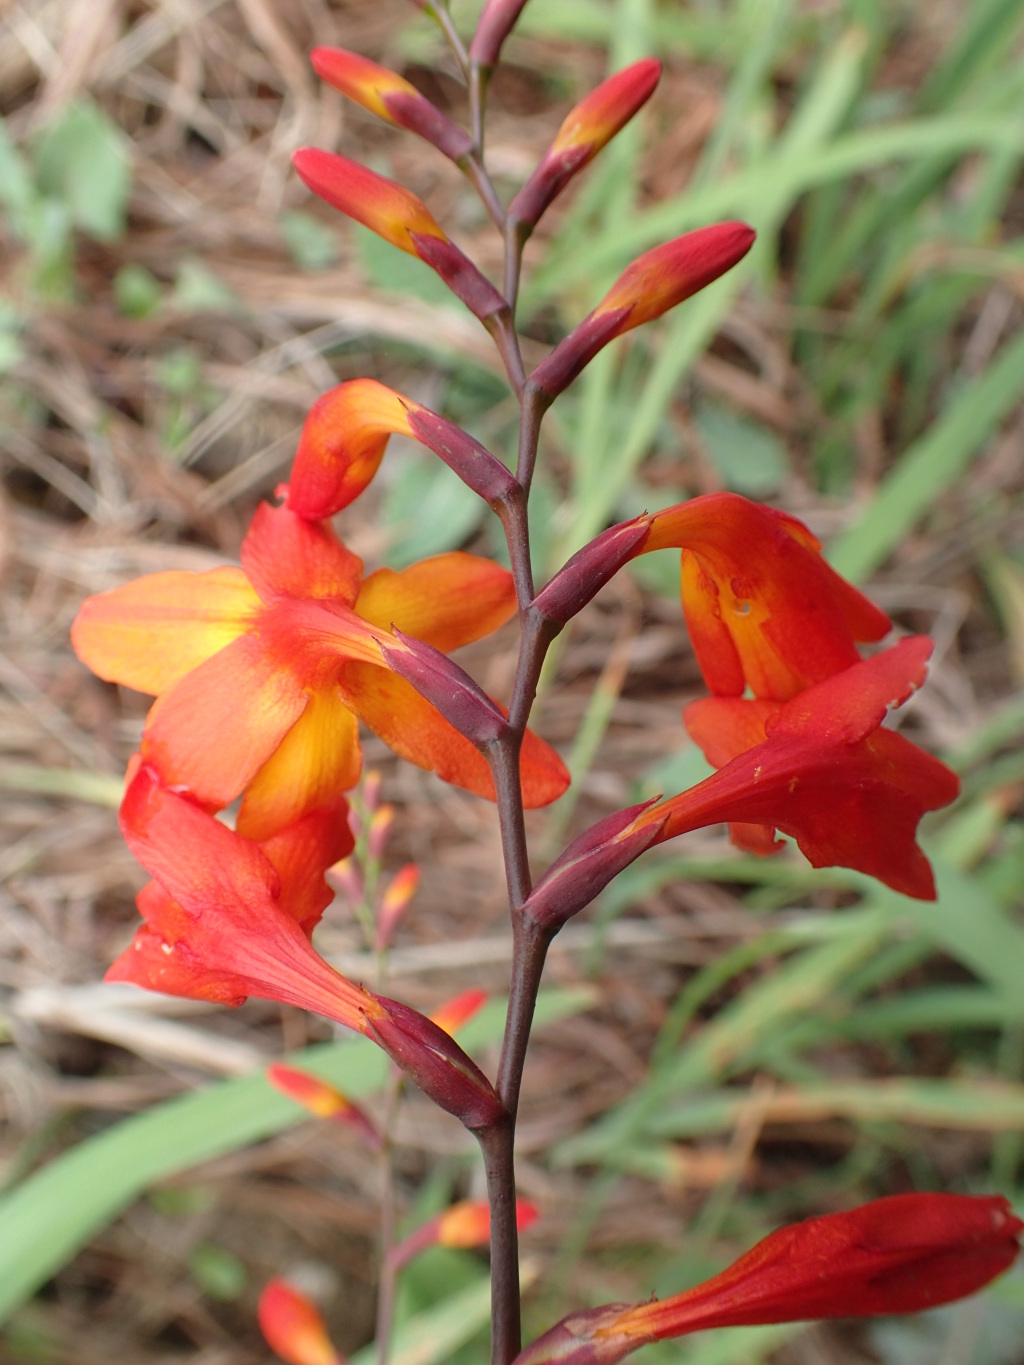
[638,493,892,700]
[524,639,958,919]
[113,763,502,1129]
[638,637,959,899]
[513,1194,1022,1365]
[72,503,569,840]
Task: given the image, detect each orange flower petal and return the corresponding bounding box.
[430,987,487,1036]
[236,689,362,842]
[142,632,308,809]
[258,795,355,933]
[71,567,260,696]
[292,148,446,255]
[286,379,414,519]
[355,552,516,652]
[338,664,569,807]
[241,502,363,605]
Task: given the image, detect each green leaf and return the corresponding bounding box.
[170,260,241,314]
[34,100,130,242]
[188,1243,247,1301]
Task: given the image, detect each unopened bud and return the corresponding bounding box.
[431,987,487,1035]
[311,48,473,162]
[381,631,508,747]
[367,805,395,861]
[257,1279,345,1365]
[376,863,419,950]
[267,1063,380,1148]
[469,0,531,67]
[406,407,518,507]
[510,60,661,231]
[531,223,755,398]
[525,800,667,931]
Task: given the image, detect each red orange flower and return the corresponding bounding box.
[266,1064,380,1147]
[113,763,502,1129]
[513,1194,1022,1365]
[638,637,959,899]
[638,493,891,700]
[72,503,569,840]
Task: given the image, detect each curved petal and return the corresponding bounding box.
[241,502,363,605]
[258,794,355,934]
[141,632,308,809]
[71,567,260,696]
[285,378,413,519]
[339,663,569,808]
[356,553,516,652]
[236,689,363,842]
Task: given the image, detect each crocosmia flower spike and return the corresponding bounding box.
[389,1198,540,1270]
[266,1063,380,1148]
[286,378,516,520]
[258,1279,345,1365]
[510,60,661,232]
[311,48,473,162]
[292,149,506,322]
[530,224,755,398]
[512,1194,1022,1365]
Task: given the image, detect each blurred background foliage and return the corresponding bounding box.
[1,0,1023,1361]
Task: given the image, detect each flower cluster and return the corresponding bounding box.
[68,6,1016,1363]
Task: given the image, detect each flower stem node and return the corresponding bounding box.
[531,517,652,628]
[524,800,668,933]
[381,630,509,747]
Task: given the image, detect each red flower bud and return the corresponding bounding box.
[311,48,473,162]
[266,1063,380,1148]
[509,61,661,230]
[258,1279,345,1365]
[531,223,755,398]
[380,630,508,747]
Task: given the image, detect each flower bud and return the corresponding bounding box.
[311,48,473,162]
[469,0,531,67]
[509,61,661,230]
[380,631,508,747]
[376,863,419,951]
[530,223,755,398]
[430,987,487,1035]
[524,800,667,932]
[266,1063,380,1148]
[258,1279,345,1365]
